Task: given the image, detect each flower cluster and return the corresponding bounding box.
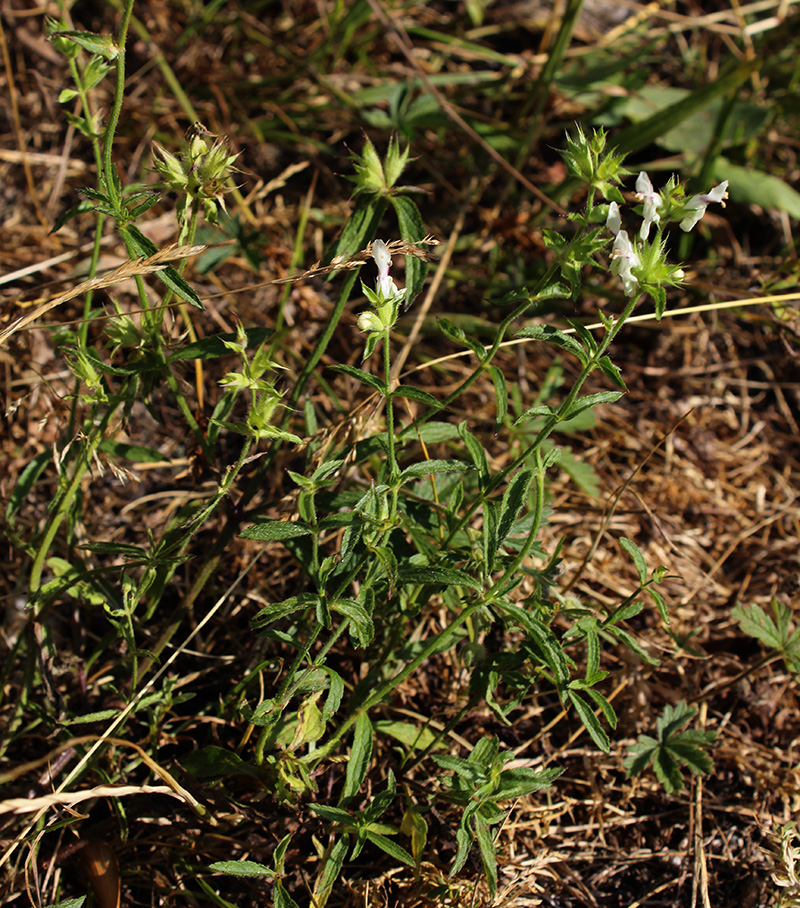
[605,171,729,301]
[152,123,239,232]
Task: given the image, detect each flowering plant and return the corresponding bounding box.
[604,169,729,313]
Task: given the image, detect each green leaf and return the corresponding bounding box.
[181,745,261,780]
[496,470,533,549]
[398,565,482,591]
[309,804,353,824]
[457,422,489,486]
[51,199,97,233]
[60,709,120,725]
[597,355,626,390]
[487,364,508,434]
[241,520,313,541]
[122,226,204,308]
[563,391,624,421]
[400,459,470,479]
[329,364,385,393]
[516,324,587,364]
[438,317,487,359]
[6,450,50,522]
[493,766,563,799]
[716,158,800,221]
[483,499,498,575]
[333,598,375,647]
[474,812,497,897]
[568,690,610,753]
[624,700,715,794]
[49,29,119,59]
[391,384,439,408]
[620,537,647,584]
[390,194,428,303]
[500,602,569,685]
[98,440,168,463]
[327,195,386,264]
[275,881,300,908]
[313,833,349,904]
[374,719,437,751]
[732,602,782,651]
[251,594,318,627]
[44,900,86,908]
[364,831,416,868]
[647,587,669,624]
[209,859,275,878]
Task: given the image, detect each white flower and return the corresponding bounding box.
[371,239,403,302]
[679,180,729,232]
[606,201,622,236]
[610,229,640,296]
[635,171,662,240]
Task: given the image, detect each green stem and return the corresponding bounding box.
[103,0,136,209]
[383,331,398,484]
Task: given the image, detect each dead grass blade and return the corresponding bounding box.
[0,243,206,347]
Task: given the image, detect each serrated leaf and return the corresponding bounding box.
[624,700,715,794]
[732,603,782,650]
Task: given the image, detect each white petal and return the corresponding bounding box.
[371,239,392,273]
[606,202,621,235]
[636,171,653,195]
